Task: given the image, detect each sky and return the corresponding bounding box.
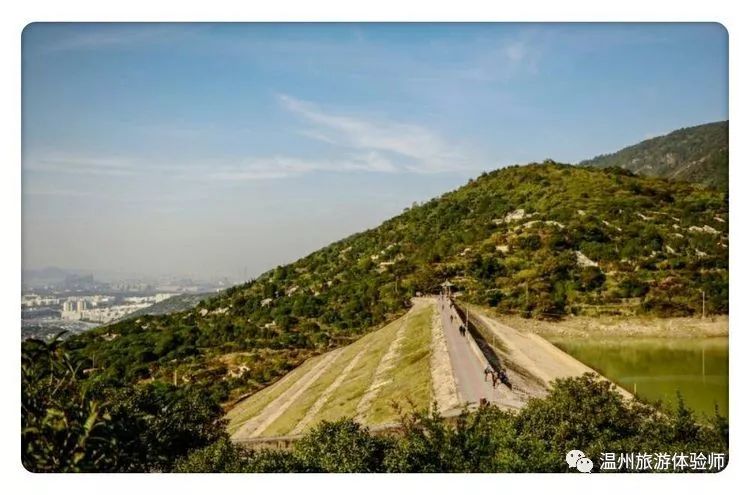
[21,23,728,281]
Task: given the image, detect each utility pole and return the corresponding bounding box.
[525,282,529,316]
[701,290,706,319]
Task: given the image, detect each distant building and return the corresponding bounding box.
[21,294,61,308]
[61,299,86,320]
[154,293,175,303]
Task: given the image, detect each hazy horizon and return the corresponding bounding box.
[22,23,728,280]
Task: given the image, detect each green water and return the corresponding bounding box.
[547,336,728,417]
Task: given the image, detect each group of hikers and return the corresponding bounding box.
[484,364,511,389]
[440,292,511,391]
[449,312,467,337]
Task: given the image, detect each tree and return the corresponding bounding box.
[22,336,228,473]
[293,419,392,472]
[22,336,119,472]
[106,383,227,472]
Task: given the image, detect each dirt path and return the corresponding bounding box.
[471,308,632,399]
[428,298,460,413]
[231,347,345,440]
[496,314,728,339]
[354,301,422,422]
[290,342,372,435]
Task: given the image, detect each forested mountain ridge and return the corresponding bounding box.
[580,121,728,191]
[62,162,728,405]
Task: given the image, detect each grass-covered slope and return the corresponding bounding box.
[227,301,434,438]
[64,163,728,403]
[580,121,728,190]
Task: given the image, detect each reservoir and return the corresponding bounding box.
[546,336,728,417]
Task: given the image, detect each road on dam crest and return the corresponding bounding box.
[438,296,504,405]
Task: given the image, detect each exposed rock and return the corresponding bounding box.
[504,208,531,223]
[575,250,598,268]
[689,225,720,235]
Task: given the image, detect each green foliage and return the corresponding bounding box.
[105,383,226,472]
[173,438,249,473]
[293,419,391,472]
[581,121,728,191]
[174,375,728,473]
[22,336,117,472]
[384,405,514,472]
[22,336,227,472]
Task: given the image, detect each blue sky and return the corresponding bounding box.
[22,23,728,280]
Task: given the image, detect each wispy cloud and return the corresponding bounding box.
[24,94,482,183]
[199,152,399,181]
[279,94,471,173]
[24,152,139,177]
[25,84,486,183]
[24,149,401,184]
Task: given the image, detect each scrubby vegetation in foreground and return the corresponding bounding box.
[23,336,727,473]
[179,373,729,473]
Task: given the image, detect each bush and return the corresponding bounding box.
[22,337,120,472]
[293,419,392,472]
[22,337,227,473]
[198,374,728,473]
[173,438,249,473]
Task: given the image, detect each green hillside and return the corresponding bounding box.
[580,121,728,190]
[63,162,728,404]
[119,292,214,320]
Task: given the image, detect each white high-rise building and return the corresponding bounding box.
[61,300,81,320]
[76,300,87,312]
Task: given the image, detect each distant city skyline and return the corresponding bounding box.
[22,23,728,279]
[22,264,234,286]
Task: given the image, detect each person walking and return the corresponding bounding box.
[499,369,512,389]
[491,371,499,388]
[484,365,492,382]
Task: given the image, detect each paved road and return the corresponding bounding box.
[438,296,504,405]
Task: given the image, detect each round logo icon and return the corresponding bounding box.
[576,457,594,473]
[566,450,586,468]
